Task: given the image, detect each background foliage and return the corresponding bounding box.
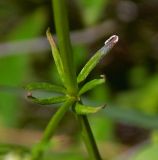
[0,0,158,159]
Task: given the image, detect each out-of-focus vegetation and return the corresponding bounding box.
[0,0,158,159]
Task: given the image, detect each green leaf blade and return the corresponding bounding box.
[46,29,65,84]
[25,82,66,94]
[27,95,67,105]
[75,102,105,115]
[79,76,105,96]
[77,35,118,83]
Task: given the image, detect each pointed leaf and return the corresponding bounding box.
[79,75,105,96]
[74,102,106,115]
[46,29,65,84]
[77,35,119,83]
[27,93,67,105]
[25,82,66,94]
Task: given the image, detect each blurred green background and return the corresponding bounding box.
[0,0,158,159]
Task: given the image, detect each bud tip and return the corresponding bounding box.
[27,91,32,97]
[104,35,119,46]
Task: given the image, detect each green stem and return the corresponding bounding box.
[31,98,75,160]
[52,1,102,159]
[52,0,78,95]
[31,0,102,160]
[78,115,102,160]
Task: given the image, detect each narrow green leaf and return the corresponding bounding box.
[46,29,65,84]
[77,35,118,83]
[25,82,66,94]
[74,102,106,115]
[78,75,105,96]
[27,94,67,105]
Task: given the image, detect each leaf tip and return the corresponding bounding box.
[27,91,32,98]
[46,27,51,37]
[102,104,107,109]
[46,28,56,47]
[100,74,106,80]
[104,35,119,47]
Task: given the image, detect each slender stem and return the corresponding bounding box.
[52,1,102,159]
[31,0,102,160]
[31,1,79,159]
[78,115,102,160]
[52,0,78,95]
[31,98,75,160]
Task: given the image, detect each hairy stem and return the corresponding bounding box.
[31,0,103,159]
[52,0,102,159]
[52,0,78,95]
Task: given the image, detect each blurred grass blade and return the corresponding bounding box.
[75,102,105,115]
[0,143,29,154]
[77,35,118,83]
[0,145,14,154]
[104,106,158,129]
[78,75,105,96]
[25,82,66,94]
[7,8,48,40]
[27,94,67,105]
[0,8,47,126]
[46,29,65,84]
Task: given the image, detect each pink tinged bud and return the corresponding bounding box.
[99,35,119,56]
[104,35,119,47]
